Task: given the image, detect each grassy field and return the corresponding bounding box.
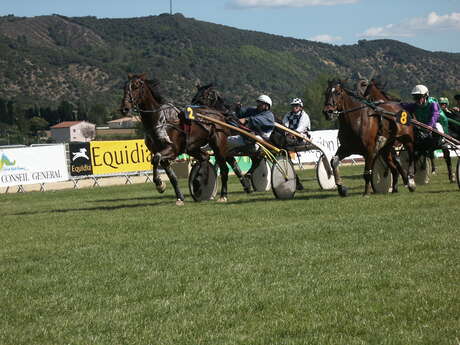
[1,163,459,345]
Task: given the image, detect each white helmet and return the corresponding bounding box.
[256,94,272,108]
[290,98,303,107]
[411,84,429,96]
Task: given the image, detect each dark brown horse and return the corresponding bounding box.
[191,83,312,190]
[323,79,416,196]
[120,74,249,205]
[362,78,419,192]
[190,84,267,178]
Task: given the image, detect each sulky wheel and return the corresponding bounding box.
[188,160,218,202]
[271,155,296,200]
[371,153,393,193]
[251,159,271,192]
[316,154,336,190]
[456,158,460,190]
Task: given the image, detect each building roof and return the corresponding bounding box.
[107,117,140,123]
[50,121,87,129]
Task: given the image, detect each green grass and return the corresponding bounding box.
[1,162,459,345]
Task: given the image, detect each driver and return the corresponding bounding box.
[401,84,449,151]
[227,95,275,153]
[440,96,460,140]
[282,98,311,136]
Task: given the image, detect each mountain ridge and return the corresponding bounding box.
[0,13,459,128]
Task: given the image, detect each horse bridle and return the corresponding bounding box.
[124,78,177,114]
[325,83,381,119]
[124,78,146,113]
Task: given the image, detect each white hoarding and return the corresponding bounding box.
[0,145,69,187]
[295,129,363,164]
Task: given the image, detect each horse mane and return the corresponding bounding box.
[368,77,401,102]
[192,83,232,113]
[145,79,165,104]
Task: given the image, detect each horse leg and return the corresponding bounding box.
[404,142,416,192]
[214,154,229,202]
[428,150,436,174]
[227,157,252,193]
[442,147,455,182]
[246,153,263,178]
[363,150,377,196]
[385,148,401,193]
[152,153,166,193]
[331,146,349,197]
[160,160,185,206]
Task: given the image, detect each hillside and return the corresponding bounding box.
[0,13,460,133]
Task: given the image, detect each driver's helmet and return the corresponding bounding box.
[256,94,272,108]
[439,97,449,106]
[411,84,429,96]
[290,98,303,107]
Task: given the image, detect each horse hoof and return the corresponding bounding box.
[407,178,416,192]
[338,185,348,197]
[217,197,228,203]
[156,181,166,193]
[449,174,456,183]
[175,199,184,206]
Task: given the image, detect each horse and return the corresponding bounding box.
[190,83,267,180]
[191,83,306,189]
[364,78,455,183]
[323,79,416,196]
[120,73,249,205]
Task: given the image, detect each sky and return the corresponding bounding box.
[1,0,460,53]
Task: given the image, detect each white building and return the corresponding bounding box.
[50,121,96,142]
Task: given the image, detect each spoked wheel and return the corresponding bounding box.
[271,155,296,200]
[456,158,460,189]
[251,159,271,192]
[316,154,336,190]
[188,160,218,202]
[371,153,393,193]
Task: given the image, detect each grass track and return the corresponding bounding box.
[1,163,459,345]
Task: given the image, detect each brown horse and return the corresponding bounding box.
[323,79,416,196]
[362,78,419,192]
[190,84,267,178]
[362,78,455,182]
[120,74,249,204]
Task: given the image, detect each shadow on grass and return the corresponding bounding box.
[90,194,173,203]
[7,198,184,216]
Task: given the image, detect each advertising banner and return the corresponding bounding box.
[0,145,69,187]
[69,142,93,176]
[295,129,362,164]
[89,139,152,175]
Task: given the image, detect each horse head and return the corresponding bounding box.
[191,83,232,114]
[364,78,400,102]
[323,79,347,121]
[120,73,164,116]
[191,83,219,106]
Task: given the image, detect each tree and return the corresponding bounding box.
[80,125,96,142]
[303,73,336,130]
[29,116,49,133]
[57,100,75,122]
[88,104,109,125]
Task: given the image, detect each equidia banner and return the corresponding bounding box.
[89,140,152,175]
[0,145,69,187]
